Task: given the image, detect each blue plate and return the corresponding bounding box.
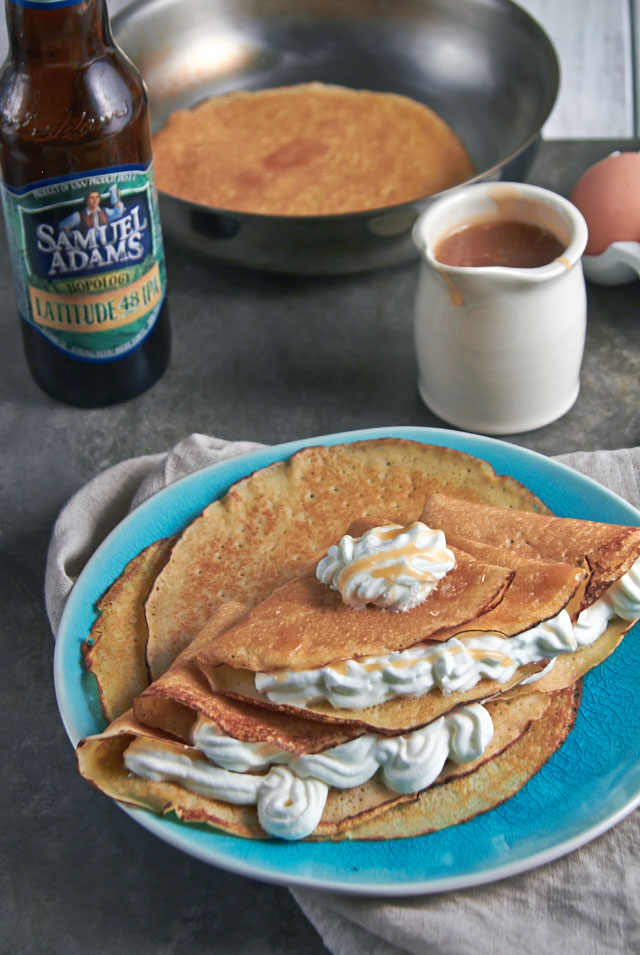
[54,427,640,896]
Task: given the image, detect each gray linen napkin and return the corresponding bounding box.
[45,435,640,955]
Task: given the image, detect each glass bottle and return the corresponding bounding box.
[0,0,170,407]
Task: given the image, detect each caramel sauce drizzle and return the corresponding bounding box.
[265,640,513,683]
[336,523,450,592]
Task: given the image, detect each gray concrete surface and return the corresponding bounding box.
[1,139,639,954]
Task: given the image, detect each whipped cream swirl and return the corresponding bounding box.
[316,521,456,611]
[257,555,640,710]
[124,703,493,840]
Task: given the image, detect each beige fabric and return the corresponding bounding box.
[45,435,640,955]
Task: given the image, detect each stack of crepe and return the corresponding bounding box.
[76,441,640,842]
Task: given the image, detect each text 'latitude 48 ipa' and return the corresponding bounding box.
[0,0,171,407]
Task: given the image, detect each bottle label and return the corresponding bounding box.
[1,161,167,361]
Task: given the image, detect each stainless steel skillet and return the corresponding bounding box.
[113,0,559,273]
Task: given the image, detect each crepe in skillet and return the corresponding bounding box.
[152,83,475,216]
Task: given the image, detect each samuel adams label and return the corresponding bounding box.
[2,163,166,361]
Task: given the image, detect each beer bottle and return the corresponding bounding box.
[0,0,170,407]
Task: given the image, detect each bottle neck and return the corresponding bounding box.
[5,0,113,63]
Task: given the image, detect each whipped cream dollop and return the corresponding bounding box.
[124,703,493,840]
[256,555,640,710]
[316,521,456,611]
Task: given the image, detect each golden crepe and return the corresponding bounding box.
[201,661,548,734]
[83,537,176,722]
[419,495,640,700]
[196,523,587,673]
[85,438,547,720]
[192,509,587,728]
[345,686,580,841]
[77,599,581,841]
[195,497,639,736]
[134,603,366,754]
[77,685,579,842]
[142,438,548,686]
[421,494,640,608]
[196,542,515,673]
[75,439,640,843]
[152,83,475,216]
[78,507,636,841]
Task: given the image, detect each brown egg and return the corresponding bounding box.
[569,151,640,255]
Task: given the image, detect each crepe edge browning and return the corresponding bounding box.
[421,494,640,610]
[83,536,177,723]
[195,614,630,736]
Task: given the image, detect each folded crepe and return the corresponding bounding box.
[74,449,640,844]
[421,494,640,609]
[83,439,549,722]
[142,439,549,682]
[77,602,581,841]
[419,495,640,698]
[77,687,578,841]
[83,537,176,722]
[195,501,640,734]
[197,535,516,672]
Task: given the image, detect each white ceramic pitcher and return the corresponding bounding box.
[412,182,588,435]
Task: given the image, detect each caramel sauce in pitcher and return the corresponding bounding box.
[434,218,566,268]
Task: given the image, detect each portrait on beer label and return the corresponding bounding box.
[1,161,167,361]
